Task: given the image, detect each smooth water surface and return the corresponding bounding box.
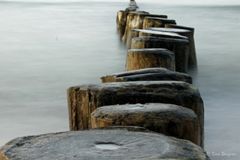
[0,1,240,159]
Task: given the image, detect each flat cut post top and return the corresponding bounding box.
[0,129,209,160]
[149,27,191,33]
[134,29,188,39]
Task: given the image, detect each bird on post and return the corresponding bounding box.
[126,0,139,11]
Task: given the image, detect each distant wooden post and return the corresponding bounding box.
[126,28,187,49]
[131,36,190,73]
[116,10,129,38]
[143,17,176,29]
[122,13,168,45]
[165,24,197,68]
[122,11,149,44]
[126,48,175,71]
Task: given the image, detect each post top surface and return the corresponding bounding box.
[0,129,208,160]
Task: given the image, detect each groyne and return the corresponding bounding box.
[66,8,209,158]
[0,6,210,160]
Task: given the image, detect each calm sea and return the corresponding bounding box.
[0,1,239,159]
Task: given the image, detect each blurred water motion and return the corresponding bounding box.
[0,1,239,160]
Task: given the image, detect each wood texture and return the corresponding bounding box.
[122,12,168,46]
[143,17,176,29]
[126,48,175,71]
[91,103,201,146]
[165,24,197,68]
[0,128,210,160]
[131,36,190,72]
[116,10,129,38]
[67,81,204,147]
[101,67,192,84]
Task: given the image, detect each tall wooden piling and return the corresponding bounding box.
[122,11,149,43]
[116,10,129,38]
[165,24,197,68]
[122,12,168,44]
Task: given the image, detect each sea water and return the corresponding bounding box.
[0,1,240,159]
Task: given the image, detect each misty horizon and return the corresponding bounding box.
[1,0,240,5]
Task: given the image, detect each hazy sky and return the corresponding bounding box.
[126,0,240,5]
[2,0,240,5]
[83,0,240,5]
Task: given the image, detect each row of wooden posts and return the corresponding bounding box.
[0,9,210,160]
[66,9,210,159]
[117,10,197,73]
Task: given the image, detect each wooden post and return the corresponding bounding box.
[131,36,190,73]
[0,128,210,160]
[126,48,175,71]
[136,28,187,39]
[101,68,192,84]
[126,28,187,49]
[67,81,204,147]
[116,10,129,38]
[91,103,201,146]
[122,12,168,44]
[143,17,176,29]
[165,24,197,68]
[122,11,149,43]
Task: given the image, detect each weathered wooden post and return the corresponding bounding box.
[101,67,192,83]
[122,13,168,44]
[122,11,149,43]
[67,81,204,146]
[116,0,140,37]
[126,48,175,71]
[0,128,210,160]
[91,103,201,146]
[150,27,197,69]
[131,36,190,72]
[126,28,187,48]
[136,29,187,38]
[143,17,176,29]
[165,24,197,68]
[116,10,129,37]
